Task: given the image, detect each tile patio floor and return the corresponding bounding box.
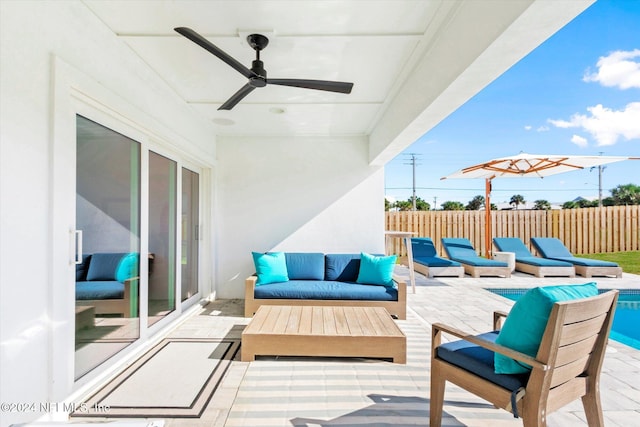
[86,268,640,426]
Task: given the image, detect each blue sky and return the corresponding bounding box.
[385,0,640,209]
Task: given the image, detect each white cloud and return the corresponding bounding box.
[536,126,550,132]
[524,125,532,131]
[583,49,640,89]
[548,102,640,146]
[571,134,588,148]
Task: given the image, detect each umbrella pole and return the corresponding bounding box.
[485,178,492,258]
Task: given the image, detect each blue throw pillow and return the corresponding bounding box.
[356,252,397,286]
[252,252,289,285]
[495,282,598,374]
[116,252,139,282]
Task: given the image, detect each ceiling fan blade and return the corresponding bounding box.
[268,79,353,94]
[218,83,256,110]
[174,27,255,79]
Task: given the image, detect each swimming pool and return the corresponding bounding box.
[486,288,640,350]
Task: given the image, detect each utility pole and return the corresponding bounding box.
[591,152,606,207]
[433,196,438,211]
[403,153,422,211]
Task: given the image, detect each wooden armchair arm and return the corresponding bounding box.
[392,274,407,294]
[493,310,509,330]
[431,322,548,371]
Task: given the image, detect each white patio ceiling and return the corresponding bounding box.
[83,0,594,163]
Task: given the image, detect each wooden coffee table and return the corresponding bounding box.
[241,305,406,363]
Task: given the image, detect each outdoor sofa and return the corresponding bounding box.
[75,252,139,317]
[441,238,511,278]
[245,252,407,319]
[531,237,623,278]
[410,237,464,278]
[493,237,575,277]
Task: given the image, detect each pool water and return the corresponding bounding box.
[486,288,640,350]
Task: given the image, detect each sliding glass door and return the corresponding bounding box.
[181,168,199,302]
[74,115,200,379]
[148,152,177,326]
[75,115,141,379]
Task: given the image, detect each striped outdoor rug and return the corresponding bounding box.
[73,338,240,418]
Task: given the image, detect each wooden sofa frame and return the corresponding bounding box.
[76,277,137,317]
[244,274,407,319]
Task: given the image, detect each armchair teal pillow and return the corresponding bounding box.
[356,252,397,286]
[495,282,598,374]
[252,252,289,285]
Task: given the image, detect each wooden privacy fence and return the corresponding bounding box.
[385,206,640,258]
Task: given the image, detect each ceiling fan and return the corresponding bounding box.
[174,27,354,110]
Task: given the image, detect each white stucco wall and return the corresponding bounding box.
[0,2,216,425]
[215,135,385,299]
[0,2,387,424]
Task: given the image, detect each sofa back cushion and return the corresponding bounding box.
[324,254,361,282]
[285,252,325,280]
[76,254,92,281]
[86,253,126,281]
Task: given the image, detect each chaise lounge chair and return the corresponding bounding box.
[493,237,575,278]
[441,238,510,278]
[531,237,622,278]
[411,238,464,278]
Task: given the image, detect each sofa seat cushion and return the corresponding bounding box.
[451,256,508,267]
[253,280,398,301]
[414,256,461,267]
[76,281,124,300]
[516,257,573,267]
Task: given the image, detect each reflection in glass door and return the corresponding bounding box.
[75,115,140,380]
[148,152,177,326]
[181,168,199,301]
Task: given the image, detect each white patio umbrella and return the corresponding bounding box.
[441,152,638,257]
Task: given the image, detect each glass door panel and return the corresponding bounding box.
[148,151,177,326]
[181,168,199,301]
[75,115,141,380]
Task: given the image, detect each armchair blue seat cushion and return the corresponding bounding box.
[254,280,398,301]
[495,282,598,374]
[436,331,529,392]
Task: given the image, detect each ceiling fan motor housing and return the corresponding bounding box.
[250,59,267,87]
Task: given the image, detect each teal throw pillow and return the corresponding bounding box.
[252,252,289,285]
[356,252,397,286]
[115,252,139,282]
[495,282,598,374]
